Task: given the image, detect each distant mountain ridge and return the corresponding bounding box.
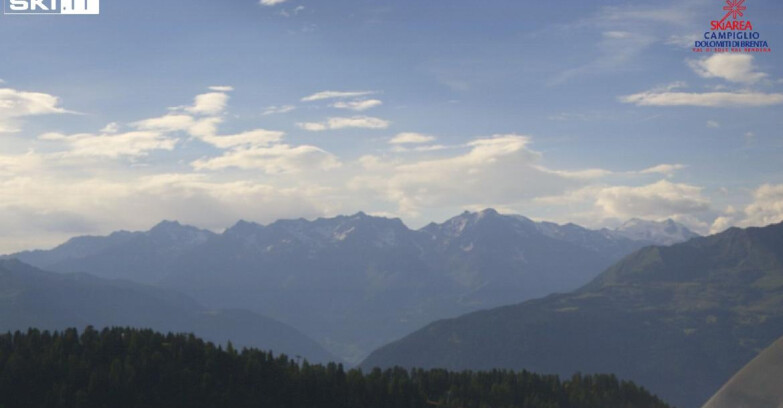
[6,210,698,363]
[361,222,783,408]
[614,218,700,246]
[0,259,336,363]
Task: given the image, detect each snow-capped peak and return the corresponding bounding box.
[613,218,699,246]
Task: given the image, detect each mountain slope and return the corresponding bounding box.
[702,335,783,408]
[0,259,335,363]
[6,210,696,363]
[361,222,783,408]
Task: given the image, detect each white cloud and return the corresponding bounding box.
[0,88,68,117]
[260,0,287,6]
[132,113,224,140]
[301,90,375,102]
[688,54,768,84]
[188,117,223,138]
[621,90,783,107]
[0,87,70,132]
[739,184,783,227]
[41,131,177,159]
[0,151,45,176]
[413,145,447,152]
[263,105,296,115]
[595,180,710,220]
[297,116,390,131]
[101,122,120,134]
[709,184,783,233]
[706,120,720,128]
[639,163,687,177]
[389,132,436,144]
[331,99,383,111]
[0,122,19,133]
[209,86,234,92]
[192,144,341,174]
[134,114,196,133]
[350,135,603,215]
[297,122,328,131]
[0,86,347,252]
[199,129,285,149]
[186,91,230,115]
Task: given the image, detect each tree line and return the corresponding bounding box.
[0,327,670,408]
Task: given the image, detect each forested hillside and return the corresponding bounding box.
[0,327,670,408]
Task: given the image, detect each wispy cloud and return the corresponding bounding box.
[389,132,436,144]
[639,163,687,177]
[297,116,390,131]
[209,86,234,92]
[550,30,656,85]
[279,5,305,17]
[259,0,288,6]
[199,129,285,149]
[301,90,375,102]
[621,90,783,107]
[331,99,383,111]
[550,0,705,84]
[263,105,296,115]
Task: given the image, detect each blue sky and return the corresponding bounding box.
[0,0,782,252]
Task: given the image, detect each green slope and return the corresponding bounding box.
[361,222,783,408]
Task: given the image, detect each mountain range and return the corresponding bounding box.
[6,209,697,363]
[0,259,335,363]
[361,221,783,408]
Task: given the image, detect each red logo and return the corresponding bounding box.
[711,0,752,31]
[721,0,747,22]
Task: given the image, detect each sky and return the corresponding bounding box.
[0,0,782,252]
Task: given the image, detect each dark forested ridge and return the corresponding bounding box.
[0,327,670,408]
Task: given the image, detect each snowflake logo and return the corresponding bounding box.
[721,0,747,22]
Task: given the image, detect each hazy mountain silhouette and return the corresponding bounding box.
[0,259,336,363]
